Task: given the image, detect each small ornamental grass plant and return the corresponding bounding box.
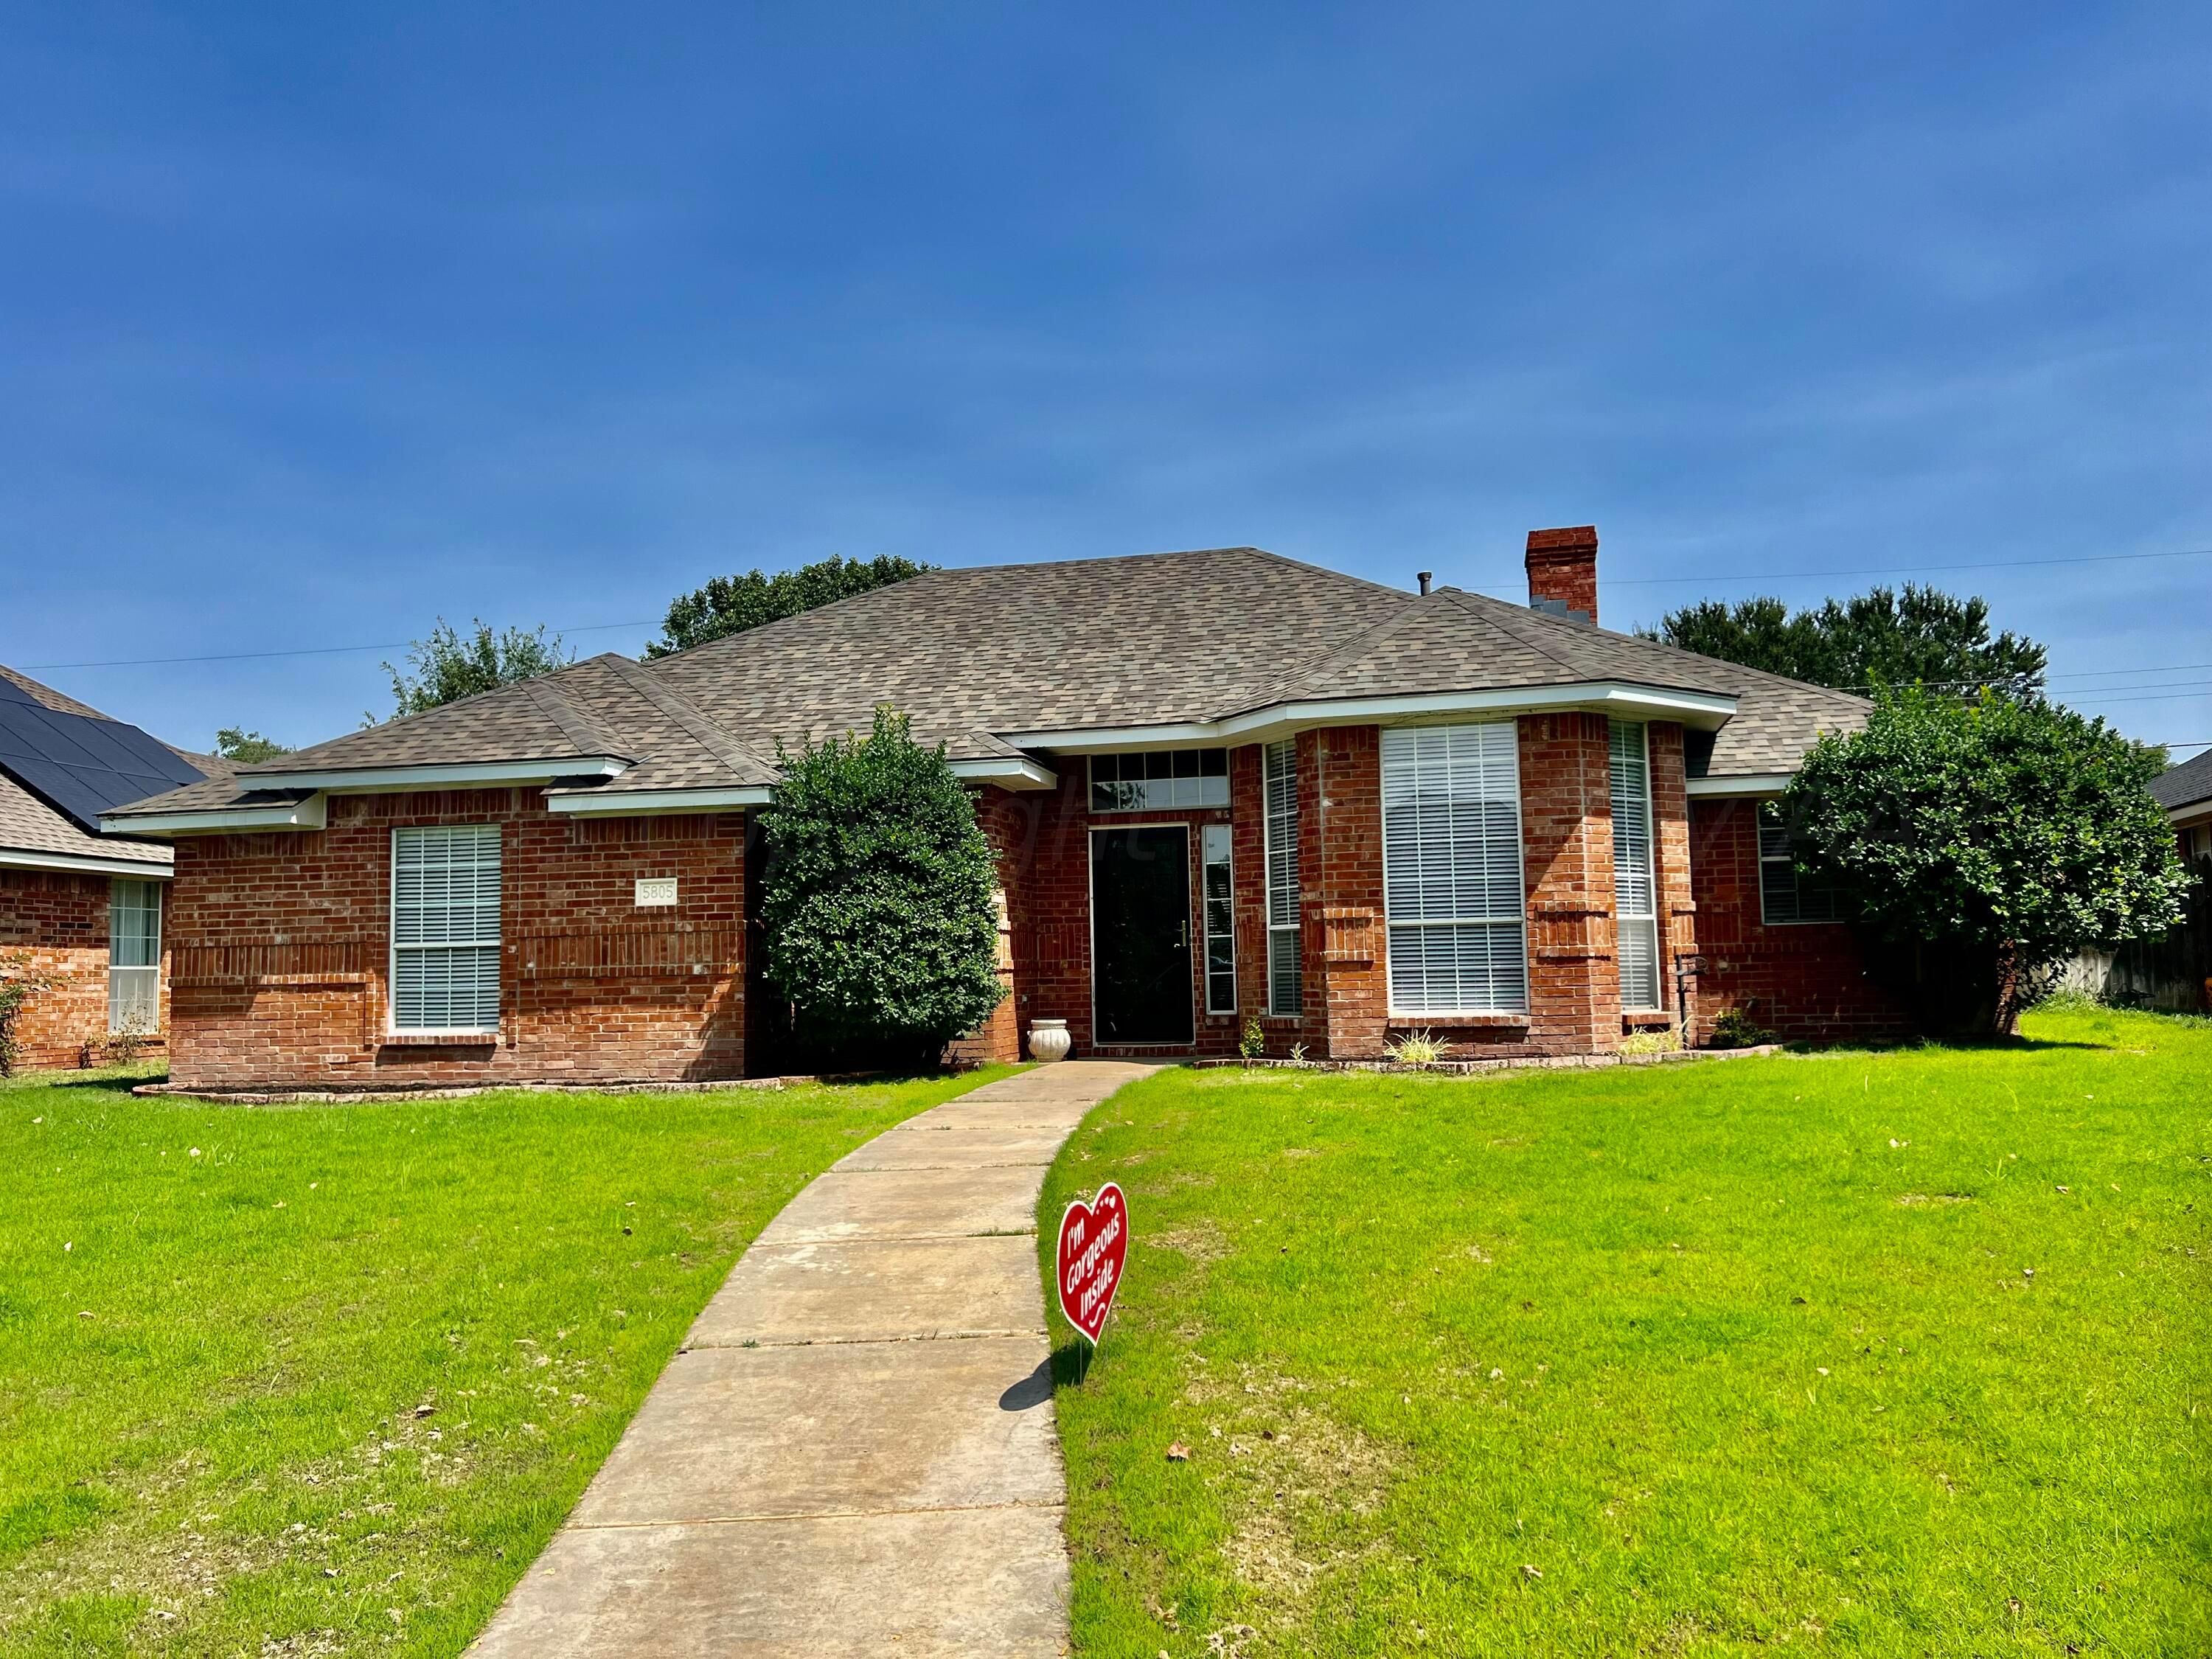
[1382,1028,1447,1067]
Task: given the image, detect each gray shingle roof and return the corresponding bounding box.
[111,547,1872,821]
[2150,748,2212,814]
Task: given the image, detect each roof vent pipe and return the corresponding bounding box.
[1416,571,1433,596]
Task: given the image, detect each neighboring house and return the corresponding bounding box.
[0,666,212,1068]
[2063,748,2212,1013]
[2150,748,2212,863]
[106,529,1910,1091]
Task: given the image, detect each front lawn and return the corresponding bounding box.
[1043,1005,2211,1657]
[0,1064,1015,1656]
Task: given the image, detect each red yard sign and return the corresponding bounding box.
[1056,1181,1128,1345]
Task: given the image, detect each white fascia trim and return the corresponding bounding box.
[1002,682,1740,754]
[101,794,331,836]
[2166,802,2212,826]
[0,846,174,878]
[244,756,630,792]
[545,785,773,816]
[1685,773,1795,799]
[947,756,1058,790]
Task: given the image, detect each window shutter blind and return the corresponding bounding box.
[1609,722,1660,1010]
[392,824,503,1032]
[1380,723,1527,1013]
[1264,740,1301,1015]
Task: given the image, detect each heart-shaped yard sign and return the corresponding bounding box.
[1056,1181,1129,1345]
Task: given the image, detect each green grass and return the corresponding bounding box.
[0,1062,1017,1655]
[1042,1006,2212,1657]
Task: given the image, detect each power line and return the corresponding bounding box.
[1600,546,2211,588]
[9,544,2209,674]
[2060,684,2212,706]
[15,618,661,672]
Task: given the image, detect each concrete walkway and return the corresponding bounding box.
[473,1060,1155,1658]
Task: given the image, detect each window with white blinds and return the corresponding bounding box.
[1381,723,1527,1013]
[1263,740,1301,1016]
[108,879,161,1034]
[1609,722,1661,1010]
[391,825,502,1032]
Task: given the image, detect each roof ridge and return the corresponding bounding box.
[518,676,630,759]
[604,656,779,782]
[1432,587,1585,675]
[0,663,114,722]
[651,547,1405,673]
[1231,591,1430,710]
[1596,622,1875,709]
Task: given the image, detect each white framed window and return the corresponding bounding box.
[1758,803,1844,925]
[1381,723,1527,1014]
[1263,740,1301,1016]
[1090,748,1230,812]
[108,878,161,1034]
[1610,722,1661,1010]
[391,824,502,1032]
[1202,824,1235,1014]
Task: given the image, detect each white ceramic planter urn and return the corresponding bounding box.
[1027,1019,1072,1063]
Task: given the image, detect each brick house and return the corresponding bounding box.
[107,530,1910,1089]
[2151,748,2212,864]
[1,667,212,1069]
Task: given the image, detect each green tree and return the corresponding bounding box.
[1782,689,2187,1036]
[1641,585,2047,696]
[213,728,293,764]
[375,619,574,722]
[645,554,933,658]
[756,706,1004,1066]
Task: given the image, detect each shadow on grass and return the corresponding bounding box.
[4,1068,166,1093]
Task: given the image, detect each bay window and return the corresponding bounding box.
[1381,723,1527,1014]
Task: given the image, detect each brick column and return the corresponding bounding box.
[1311,725,1387,1060]
[1647,723,1699,1036]
[1517,712,1622,1054]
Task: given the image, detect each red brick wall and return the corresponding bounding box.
[4,872,106,1069]
[167,790,746,1089]
[1687,798,1912,1043]
[1517,713,1624,1055]
[1307,727,1386,1058]
[1650,723,1699,1030]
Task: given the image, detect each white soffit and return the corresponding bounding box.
[1683,773,1795,799]
[0,846,175,878]
[546,785,773,816]
[101,794,331,836]
[243,755,630,792]
[1003,683,1739,754]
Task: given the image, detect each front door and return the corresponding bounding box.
[1091,826,1194,1046]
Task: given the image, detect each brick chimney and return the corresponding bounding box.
[1525,525,1598,625]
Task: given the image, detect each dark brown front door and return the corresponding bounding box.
[1091,826,1194,1046]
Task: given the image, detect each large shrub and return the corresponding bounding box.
[1784,690,2188,1035]
[757,706,1004,1066]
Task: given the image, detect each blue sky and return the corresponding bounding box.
[3,3,2208,755]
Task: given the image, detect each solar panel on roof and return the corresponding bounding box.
[0,700,206,833]
[0,675,38,707]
